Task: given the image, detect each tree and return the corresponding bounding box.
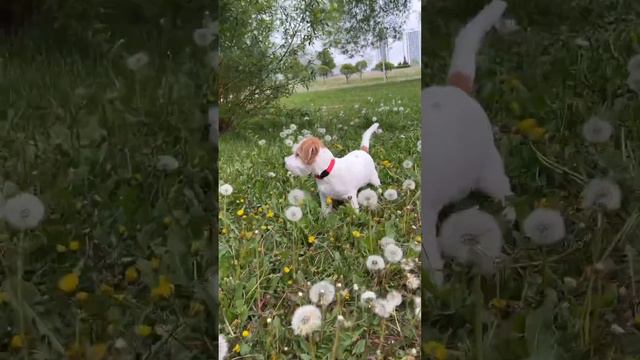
[374,61,395,72]
[219,0,328,131]
[317,64,331,79]
[324,0,411,57]
[339,63,357,83]
[317,48,336,74]
[355,60,367,79]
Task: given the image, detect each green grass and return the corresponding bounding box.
[219,80,421,358]
[422,0,640,359]
[296,66,420,93]
[0,41,216,357]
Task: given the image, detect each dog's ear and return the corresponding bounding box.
[299,137,322,165]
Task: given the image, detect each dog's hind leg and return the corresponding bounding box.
[348,193,360,213]
[319,191,332,216]
[477,150,516,222]
[370,172,381,188]
[422,207,444,287]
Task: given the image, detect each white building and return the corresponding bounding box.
[403,29,420,65]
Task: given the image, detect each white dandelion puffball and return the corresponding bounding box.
[372,299,392,318]
[522,208,566,245]
[383,243,403,263]
[383,189,398,201]
[379,236,396,249]
[582,116,613,143]
[289,124,297,131]
[4,193,45,230]
[402,179,416,191]
[400,258,415,272]
[402,160,413,169]
[581,178,622,211]
[438,208,504,274]
[193,27,215,47]
[219,184,233,196]
[627,54,640,74]
[627,73,640,94]
[309,281,336,306]
[574,38,590,47]
[417,140,421,152]
[258,139,266,146]
[279,131,287,138]
[291,305,322,336]
[287,189,305,206]
[386,290,403,308]
[284,139,294,147]
[406,273,420,290]
[414,296,421,317]
[285,206,303,222]
[267,172,276,178]
[317,127,326,134]
[366,255,385,271]
[218,335,228,359]
[360,291,377,306]
[357,189,378,209]
[126,52,149,71]
[156,155,179,171]
[324,135,332,142]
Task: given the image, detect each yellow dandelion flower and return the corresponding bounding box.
[343,291,350,300]
[267,210,274,218]
[307,235,316,244]
[517,118,538,134]
[261,225,267,230]
[283,266,291,274]
[125,266,139,283]
[381,160,391,168]
[68,240,80,251]
[163,216,172,226]
[489,298,507,310]
[242,330,250,337]
[237,209,245,216]
[188,302,205,316]
[151,257,161,270]
[56,244,67,253]
[352,230,362,238]
[10,334,25,349]
[326,196,333,205]
[221,227,228,234]
[75,291,89,302]
[287,280,293,285]
[425,341,448,360]
[529,127,546,140]
[58,272,80,293]
[136,325,153,337]
[100,284,114,296]
[151,275,174,299]
[233,344,241,353]
[414,235,421,243]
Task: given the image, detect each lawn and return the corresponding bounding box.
[422,0,640,359]
[296,66,420,93]
[0,32,216,358]
[219,79,422,358]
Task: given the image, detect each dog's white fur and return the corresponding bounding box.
[284,123,381,212]
[422,0,513,286]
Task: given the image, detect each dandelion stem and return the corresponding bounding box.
[378,318,386,354]
[17,231,28,360]
[474,275,484,360]
[309,335,317,360]
[330,292,343,360]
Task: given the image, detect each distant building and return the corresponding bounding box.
[403,30,420,65]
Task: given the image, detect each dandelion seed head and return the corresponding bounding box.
[3,193,45,230]
[581,178,622,211]
[291,305,322,336]
[309,281,336,306]
[402,160,413,169]
[386,290,402,308]
[126,52,149,71]
[360,291,377,306]
[383,244,403,263]
[287,188,305,206]
[402,179,416,190]
[372,299,392,318]
[357,189,378,209]
[379,236,396,249]
[366,255,385,271]
[582,116,613,143]
[219,184,233,196]
[383,189,398,201]
[285,206,303,222]
[156,155,179,171]
[193,27,215,47]
[522,208,566,245]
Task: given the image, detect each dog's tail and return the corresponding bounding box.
[447,0,507,94]
[360,122,379,152]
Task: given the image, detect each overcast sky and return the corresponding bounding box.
[313,0,421,67]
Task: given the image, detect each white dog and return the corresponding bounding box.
[285,123,380,213]
[422,0,514,286]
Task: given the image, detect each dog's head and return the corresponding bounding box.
[284,136,324,176]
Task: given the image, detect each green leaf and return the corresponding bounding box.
[352,339,366,354]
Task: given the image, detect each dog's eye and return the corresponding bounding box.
[295,153,299,157]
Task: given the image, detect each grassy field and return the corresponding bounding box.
[0,37,216,357]
[296,67,420,93]
[422,0,640,359]
[219,79,421,358]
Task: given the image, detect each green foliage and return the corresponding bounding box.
[317,48,337,72]
[317,64,331,78]
[339,63,358,83]
[374,61,395,72]
[355,60,368,79]
[324,0,412,56]
[219,0,328,129]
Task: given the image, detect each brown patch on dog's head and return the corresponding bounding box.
[296,137,324,165]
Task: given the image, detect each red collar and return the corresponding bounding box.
[315,159,335,180]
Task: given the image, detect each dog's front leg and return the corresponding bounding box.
[348,193,360,213]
